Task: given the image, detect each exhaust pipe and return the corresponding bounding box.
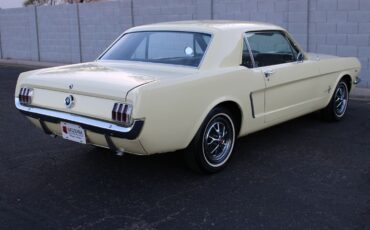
[105,134,125,156]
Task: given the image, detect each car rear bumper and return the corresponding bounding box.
[15,98,145,154]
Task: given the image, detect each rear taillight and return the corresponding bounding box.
[112,102,133,126]
[19,88,33,105]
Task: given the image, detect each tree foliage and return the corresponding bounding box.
[23,0,55,6]
[23,0,96,6]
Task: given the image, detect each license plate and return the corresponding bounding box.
[60,122,87,144]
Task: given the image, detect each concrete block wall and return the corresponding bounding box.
[308,0,370,88]
[213,0,289,27]
[0,0,368,87]
[132,0,196,25]
[213,0,306,46]
[37,4,80,63]
[79,1,132,62]
[0,7,39,61]
[194,0,212,20]
[288,0,308,50]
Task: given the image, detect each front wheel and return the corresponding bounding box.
[322,80,349,121]
[184,107,236,173]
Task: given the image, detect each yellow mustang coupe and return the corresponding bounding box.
[15,21,361,173]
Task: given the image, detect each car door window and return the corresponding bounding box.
[245,31,299,68]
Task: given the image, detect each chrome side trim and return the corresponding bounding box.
[15,98,144,140]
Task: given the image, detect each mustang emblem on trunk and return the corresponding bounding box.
[65,95,74,108]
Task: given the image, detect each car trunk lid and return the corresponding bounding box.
[20,62,159,100]
[17,61,197,121]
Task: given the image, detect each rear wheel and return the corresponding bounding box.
[322,80,349,121]
[184,107,236,173]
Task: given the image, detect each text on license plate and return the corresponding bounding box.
[60,122,87,144]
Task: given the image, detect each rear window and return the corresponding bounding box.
[100,31,212,67]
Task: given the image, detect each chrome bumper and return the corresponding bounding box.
[15,98,144,140]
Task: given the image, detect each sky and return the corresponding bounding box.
[0,0,24,9]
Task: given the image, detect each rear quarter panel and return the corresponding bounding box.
[128,67,265,154]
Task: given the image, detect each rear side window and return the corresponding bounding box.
[100,31,212,67]
[245,31,299,67]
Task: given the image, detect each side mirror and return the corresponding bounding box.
[297,52,304,63]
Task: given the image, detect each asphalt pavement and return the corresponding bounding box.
[1,64,370,230]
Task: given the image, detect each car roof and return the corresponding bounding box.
[123,20,289,70]
[126,20,285,34]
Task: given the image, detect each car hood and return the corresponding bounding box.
[18,61,198,100]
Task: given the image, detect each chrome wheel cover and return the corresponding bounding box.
[202,113,235,167]
[334,82,348,117]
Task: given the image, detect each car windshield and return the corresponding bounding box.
[100,31,212,67]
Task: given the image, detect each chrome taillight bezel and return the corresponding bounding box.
[112,102,133,126]
[19,87,33,105]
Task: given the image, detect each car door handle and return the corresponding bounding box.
[264,70,275,78]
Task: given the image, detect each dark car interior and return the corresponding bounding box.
[242,31,299,68]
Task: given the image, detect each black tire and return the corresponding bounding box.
[322,79,349,121]
[184,107,236,173]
